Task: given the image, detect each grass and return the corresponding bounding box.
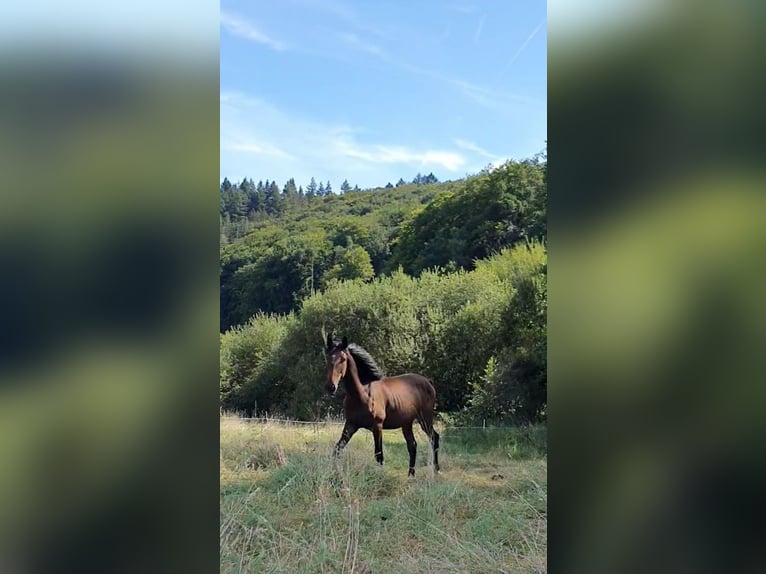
[220,415,547,574]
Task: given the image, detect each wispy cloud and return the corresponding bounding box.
[291,0,390,40]
[220,10,286,51]
[334,30,543,111]
[496,19,544,81]
[340,33,384,57]
[453,78,544,108]
[439,24,452,43]
[452,138,510,172]
[223,141,294,160]
[339,143,466,171]
[453,138,496,159]
[220,92,468,185]
[474,15,486,44]
[448,2,477,14]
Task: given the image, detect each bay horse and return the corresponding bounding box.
[325,333,440,476]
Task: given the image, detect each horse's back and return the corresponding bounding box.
[377,374,435,424]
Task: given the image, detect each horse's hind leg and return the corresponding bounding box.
[418,414,441,473]
[334,422,358,456]
[402,423,417,477]
[431,428,440,473]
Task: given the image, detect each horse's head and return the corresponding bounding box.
[325,333,349,396]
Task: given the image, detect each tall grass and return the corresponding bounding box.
[220,416,547,573]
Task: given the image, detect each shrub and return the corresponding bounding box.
[220,242,547,420]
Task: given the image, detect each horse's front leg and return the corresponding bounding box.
[334,422,358,456]
[372,423,384,465]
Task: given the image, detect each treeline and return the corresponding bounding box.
[220,171,441,240]
[220,242,547,422]
[220,158,546,331]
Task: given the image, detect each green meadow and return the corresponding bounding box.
[220,416,547,573]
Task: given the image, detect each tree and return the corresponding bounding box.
[283,178,298,207]
[324,246,375,283]
[341,179,352,193]
[221,177,232,192]
[387,159,546,275]
[385,182,394,189]
[396,178,406,187]
[318,181,326,197]
[306,177,318,199]
[240,178,261,213]
[264,181,283,215]
[325,180,333,195]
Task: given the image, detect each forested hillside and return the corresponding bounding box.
[220,155,547,421]
[221,158,545,330]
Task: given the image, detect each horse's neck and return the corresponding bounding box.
[343,355,368,402]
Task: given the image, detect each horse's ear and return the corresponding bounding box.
[341,336,348,349]
[326,332,334,350]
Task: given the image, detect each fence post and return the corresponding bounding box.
[483,419,486,430]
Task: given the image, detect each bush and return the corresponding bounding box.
[219,313,293,413]
[220,242,547,420]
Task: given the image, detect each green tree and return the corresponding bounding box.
[388,159,546,275]
[264,181,283,215]
[341,179,352,193]
[306,177,318,199]
[324,246,375,283]
[283,178,298,208]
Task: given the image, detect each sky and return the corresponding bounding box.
[220,0,546,190]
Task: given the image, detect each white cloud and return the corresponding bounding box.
[220,10,286,51]
[339,143,466,171]
[220,92,469,186]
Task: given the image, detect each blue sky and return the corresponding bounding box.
[220,0,546,189]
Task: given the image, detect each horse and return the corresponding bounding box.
[324,333,440,476]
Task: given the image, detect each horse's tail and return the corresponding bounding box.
[425,377,437,409]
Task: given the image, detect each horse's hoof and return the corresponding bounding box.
[408,469,415,477]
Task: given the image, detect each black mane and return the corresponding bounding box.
[346,343,386,384]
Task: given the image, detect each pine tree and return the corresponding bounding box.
[325,181,333,195]
[283,178,298,207]
[241,177,260,213]
[340,179,352,193]
[221,177,232,192]
[396,178,406,187]
[318,181,326,196]
[269,181,282,214]
[306,177,318,199]
[385,182,394,189]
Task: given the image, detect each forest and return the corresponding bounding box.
[220,154,547,423]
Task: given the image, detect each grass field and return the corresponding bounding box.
[220,416,547,573]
